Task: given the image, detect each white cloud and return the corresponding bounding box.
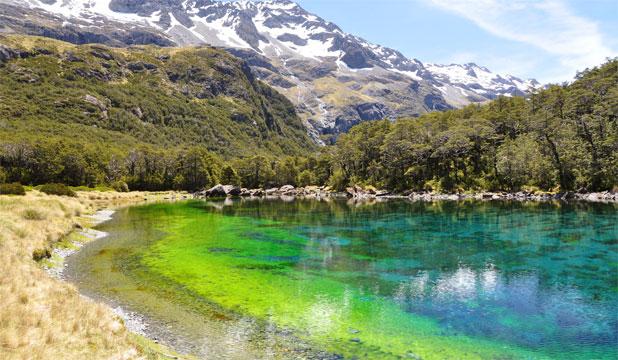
[426,0,615,82]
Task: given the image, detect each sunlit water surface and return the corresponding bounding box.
[68,199,618,359]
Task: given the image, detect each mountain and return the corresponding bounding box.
[0,34,315,159]
[0,0,540,143]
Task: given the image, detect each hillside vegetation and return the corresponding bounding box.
[0,34,615,193]
[0,35,314,190]
[325,59,617,193]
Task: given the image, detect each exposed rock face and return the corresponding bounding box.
[0,2,174,47]
[0,45,18,64]
[3,0,539,143]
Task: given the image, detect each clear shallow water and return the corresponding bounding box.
[69,199,618,359]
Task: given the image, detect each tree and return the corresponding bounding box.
[221,165,241,186]
[297,170,316,187]
[176,147,221,191]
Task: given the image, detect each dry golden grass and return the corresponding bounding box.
[0,190,188,360]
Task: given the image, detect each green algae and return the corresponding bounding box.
[71,199,618,359]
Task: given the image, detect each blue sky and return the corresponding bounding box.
[294,0,618,83]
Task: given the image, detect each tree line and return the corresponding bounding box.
[1,60,616,193]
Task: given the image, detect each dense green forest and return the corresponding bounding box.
[328,59,617,193]
[0,35,616,192]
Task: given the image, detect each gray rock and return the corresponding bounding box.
[83,95,108,111]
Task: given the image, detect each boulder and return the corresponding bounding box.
[204,184,227,197]
[279,185,295,192]
[251,188,265,197]
[0,45,17,64]
[83,94,108,111]
[223,185,241,196]
[265,188,279,195]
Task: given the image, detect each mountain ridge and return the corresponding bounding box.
[1,0,540,142]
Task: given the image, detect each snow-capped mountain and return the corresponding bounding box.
[1,0,539,142]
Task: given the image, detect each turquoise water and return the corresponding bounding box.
[74,199,618,359]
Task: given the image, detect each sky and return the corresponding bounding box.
[294,0,618,83]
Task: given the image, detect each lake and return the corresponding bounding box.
[66,199,618,359]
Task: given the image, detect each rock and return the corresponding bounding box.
[83,94,108,111]
[127,61,156,72]
[204,184,227,197]
[279,185,295,192]
[375,190,390,197]
[64,51,83,62]
[265,188,279,195]
[0,45,18,64]
[250,188,264,197]
[223,185,241,196]
[350,338,361,343]
[90,49,114,61]
[131,107,143,119]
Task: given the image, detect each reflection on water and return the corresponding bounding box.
[72,199,617,359]
[226,199,617,357]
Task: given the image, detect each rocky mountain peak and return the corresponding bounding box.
[3,0,539,143]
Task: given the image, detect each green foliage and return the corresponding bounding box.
[39,183,77,197]
[297,170,316,187]
[0,35,315,190]
[111,181,129,192]
[32,248,51,261]
[328,59,618,192]
[220,165,241,187]
[328,169,348,191]
[496,135,554,191]
[0,182,26,195]
[0,35,615,193]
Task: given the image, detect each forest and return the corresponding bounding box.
[0,35,616,194]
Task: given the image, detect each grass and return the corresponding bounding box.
[22,209,46,221]
[0,190,190,359]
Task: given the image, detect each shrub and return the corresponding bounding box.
[0,183,26,195]
[39,183,77,197]
[32,248,51,261]
[111,181,129,192]
[297,170,316,187]
[22,209,45,221]
[328,169,348,192]
[0,167,6,183]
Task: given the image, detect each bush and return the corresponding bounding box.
[297,170,316,187]
[22,209,45,221]
[39,183,77,197]
[0,182,26,195]
[111,181,129,192]
[32,248,51,261]
[0,167,6,183]
[328,169,348,192]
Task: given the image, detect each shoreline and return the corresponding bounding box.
[0,190,191,359]
[43,208,150,338]
[195,184,618,203]
[58,205,342,360]
[25,190,617,359]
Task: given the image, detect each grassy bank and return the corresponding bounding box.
[0,190,189,359]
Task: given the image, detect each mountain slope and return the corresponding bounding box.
[0,34,315,158]
[1,0,540,143]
